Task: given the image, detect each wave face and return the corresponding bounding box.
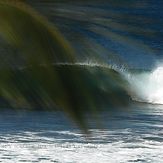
[0,63,131,110]
[1,62,163,108]
[52,63,163,106]
[123,66,163,105]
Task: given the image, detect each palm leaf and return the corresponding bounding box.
[0,1,157,131]
[0,1,90,130]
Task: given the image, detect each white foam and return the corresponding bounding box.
[0,130,163,163]
[124,66,163,104]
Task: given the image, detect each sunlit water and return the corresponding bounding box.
[0,103,162,163]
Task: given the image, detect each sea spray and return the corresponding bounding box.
[123,66,163,105]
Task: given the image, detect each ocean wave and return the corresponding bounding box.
[1,61,163,109]
[53,62,163,106]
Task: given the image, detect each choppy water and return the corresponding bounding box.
[0,103,162,163]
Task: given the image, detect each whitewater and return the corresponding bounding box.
[123,65,163,105]
[0,103,162,163]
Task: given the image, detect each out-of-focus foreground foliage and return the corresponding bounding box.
[0,0,157,130]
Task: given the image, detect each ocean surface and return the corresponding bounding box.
[1,0,163,162]
[0,102,162,163]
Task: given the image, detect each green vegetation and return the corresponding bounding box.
[0,1,155,130]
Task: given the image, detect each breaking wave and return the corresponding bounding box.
[62,62,163,105]
[51,62,163,105]
[2,61,163,108]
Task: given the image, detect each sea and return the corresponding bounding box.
[1,0,163,162]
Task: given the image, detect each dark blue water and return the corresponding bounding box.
[0,103,162,162]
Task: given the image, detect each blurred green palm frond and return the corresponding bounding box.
[0,1,156,131]
[0,1,75,63]
[0,1,105,130]
[0,1,87,128]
